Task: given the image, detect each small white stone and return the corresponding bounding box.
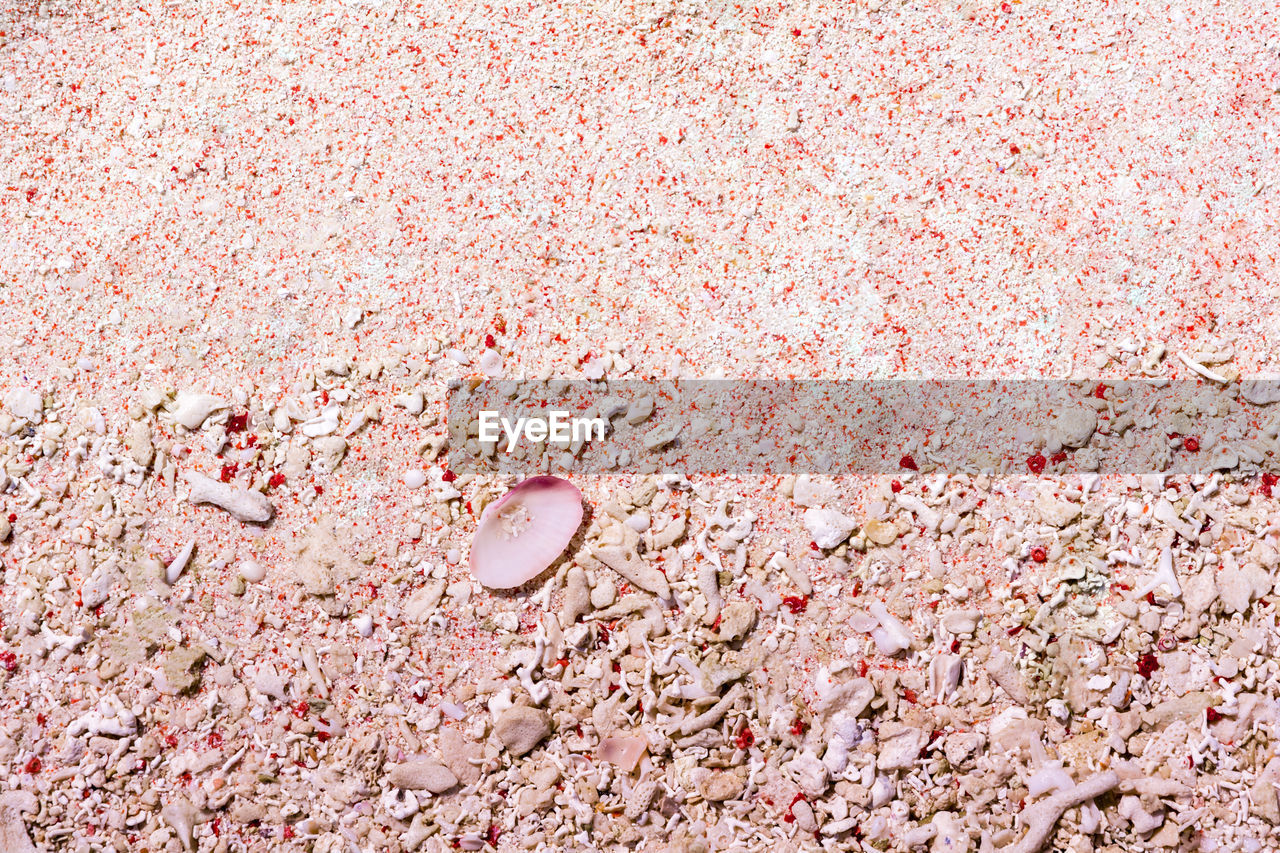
[804,507,856,549]
[239,560,265,583]
[404,469,427,489]
[354,614,374,637]
[478,349,503,377]
[4,388,42,423]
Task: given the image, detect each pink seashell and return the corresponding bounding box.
[469,476,584,589]
[598,736,648,773]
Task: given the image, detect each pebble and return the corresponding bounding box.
[803,507,856,549]
[388,758,459,793]
[239,559,265,583]
[862,519,898,546]
[494,706,552,756]
[403,469,427,489]
[4,388,42,423]
[700,772,745,802]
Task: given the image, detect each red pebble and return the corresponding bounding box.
[23,756,40,774]
[782,595,808,614]
[1206,707,1223,723]
[1026,453,1046,474]
[225,412,248,433]
[1137,653,1159,678]
[735,728,755,750]
[899,454,918,471]
[890,480,903,493]
[1030,546,1047,563]
[1183,436,1200,452]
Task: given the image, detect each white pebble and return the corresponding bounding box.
[404,469,427,489]
[354,614,374,637]
[239,560,265,583]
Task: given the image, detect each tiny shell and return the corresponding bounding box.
[469,476,583,589]
[598,736,647,773]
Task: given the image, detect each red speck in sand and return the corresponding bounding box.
[1026,454,1047,474]
[899,455,918,471]
[735,728,755,749]
[1137,653,1159,678]
[23,756,40,774]
[1030,547,1047,563]
[890,480,903,493]
[1183,436,1200,452]
[783,595,808,613]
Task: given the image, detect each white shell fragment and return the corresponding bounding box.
[301,404,341,437]
[804,507,856,549]
[184,471,274,523]
[172,392,228,430]
[469,476,583,589]
[165,540,196,584]
[4,387,42,423]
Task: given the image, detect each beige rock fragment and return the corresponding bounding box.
[494,706,552,756]
[862,519,897,546]
[0,791,36,853]
[700,771,745,802]
[590,545,670,599]
[389,759,458,793]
